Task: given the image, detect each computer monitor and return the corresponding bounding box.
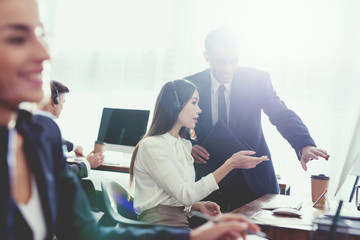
[335,107,360,198]
[97,108,150,154]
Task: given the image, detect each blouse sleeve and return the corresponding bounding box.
[138,139,218,206]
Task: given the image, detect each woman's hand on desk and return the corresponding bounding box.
[86,151,105,169]
[193,201,221,217]
[190,213,260,240]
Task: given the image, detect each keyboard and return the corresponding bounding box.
[261,197,303,211]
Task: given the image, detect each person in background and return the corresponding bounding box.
[129,79,268,228]
[37,80,104,178]
[0,0,260,239]
[185,26,330,211]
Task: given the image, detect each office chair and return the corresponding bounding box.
[99,179,157,227]
[80,179,99,212]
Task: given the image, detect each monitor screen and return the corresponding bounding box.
[97,108,150,150]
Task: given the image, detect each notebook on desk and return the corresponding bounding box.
[261,196,303,211]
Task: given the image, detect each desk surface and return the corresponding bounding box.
[67,156,130,173]
[233,194,360,240]
[95,164,129,173]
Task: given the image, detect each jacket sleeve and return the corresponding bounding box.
[67,162,88,178]
[259,71,316,158]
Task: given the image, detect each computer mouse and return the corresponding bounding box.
[272,208,303,217]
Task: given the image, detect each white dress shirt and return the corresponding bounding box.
[133,133,219,215]
[17,176,47,240]
[210,72,232,126]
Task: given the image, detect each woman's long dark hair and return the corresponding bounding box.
[129,79,197,189]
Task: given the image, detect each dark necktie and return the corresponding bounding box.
[218,84,227,124]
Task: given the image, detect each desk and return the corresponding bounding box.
[232,194,360,240]
[95,164,129,173]
[67,158,130,173]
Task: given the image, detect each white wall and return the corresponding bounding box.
[39,0,360,201]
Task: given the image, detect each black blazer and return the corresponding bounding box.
[63,139,88,178]
[186,68,316,197]
[0,111,190,240]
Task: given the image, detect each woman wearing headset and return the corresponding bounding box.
[130,79,268,228]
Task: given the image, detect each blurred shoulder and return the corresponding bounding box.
[19,110,62,141]
[31,112,59,130]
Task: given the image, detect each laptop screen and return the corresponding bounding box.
[97,108,150,148]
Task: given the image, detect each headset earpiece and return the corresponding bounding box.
[171,81,181,112]
[52,82,59,105]
[53,95,59,105]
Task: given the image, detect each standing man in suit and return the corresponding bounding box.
[185,27,330,211]
[38,80,104,178]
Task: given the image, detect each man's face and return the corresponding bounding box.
[54,92,65,118]
[204,43,239,84]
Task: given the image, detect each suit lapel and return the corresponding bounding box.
[18,115,56,236]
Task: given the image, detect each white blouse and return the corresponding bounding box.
[17,176,47,240]
[133,133,218,215]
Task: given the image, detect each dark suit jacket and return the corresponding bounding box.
[0,110,190,240]
[186,68,316,198]
[63,139,89,178]
[68,160,88,178]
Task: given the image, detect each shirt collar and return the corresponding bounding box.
[162,133,194,165]
[210,72,232,94]
[163,132,181,144]
[34,109,57,120]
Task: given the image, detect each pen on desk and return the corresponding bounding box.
[190,210,267,238]
[327,200,343,240]
[312,189,328,207]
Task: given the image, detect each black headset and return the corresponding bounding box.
[171,81,180,112]
[52,82,59,105]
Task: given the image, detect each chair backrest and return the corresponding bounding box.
[100,179,156,227]
[80,179,99,212]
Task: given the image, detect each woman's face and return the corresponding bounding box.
[0,0,50,109]
[176,90,201,129]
